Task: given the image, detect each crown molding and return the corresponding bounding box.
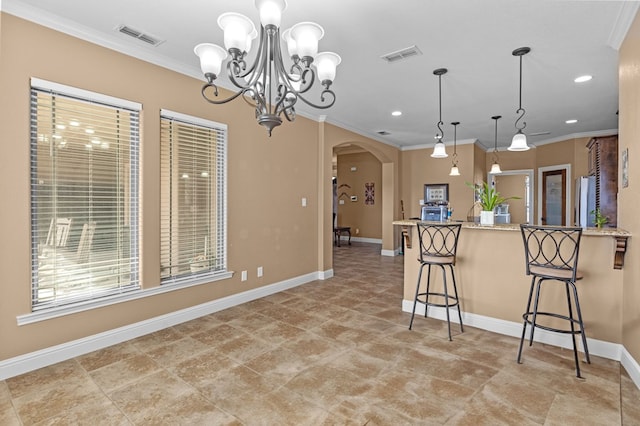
[607,1,640,50]
[400,138,478,152]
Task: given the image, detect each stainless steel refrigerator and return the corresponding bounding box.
[575,176,596,228]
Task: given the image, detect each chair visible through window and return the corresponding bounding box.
[45,218,72,248]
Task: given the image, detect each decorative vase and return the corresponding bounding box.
[480,210,495,226]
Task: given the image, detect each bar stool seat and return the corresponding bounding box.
[518,224,590,378]
[409,222,463,340]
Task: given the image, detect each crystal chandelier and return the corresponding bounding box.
[194,0,341,136]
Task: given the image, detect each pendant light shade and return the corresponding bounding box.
[432,141,447,158]
[431,68,448,158]
[449,121,460,176]
[490,115,502,174]
[510,130,528,151]
[509,47,531,151]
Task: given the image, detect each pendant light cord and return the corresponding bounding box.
[513,47,530,133]
[437,73,444,140]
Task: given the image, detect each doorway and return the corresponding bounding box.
[489,169,534,224]
[537,164,571,226]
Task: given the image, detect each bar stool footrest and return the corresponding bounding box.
[523,311,585,335]
[416,292,460,308]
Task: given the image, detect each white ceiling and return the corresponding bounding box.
[3,0,638,151]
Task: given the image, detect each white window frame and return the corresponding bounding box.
[160,109,228,285]
[29,78,141,311]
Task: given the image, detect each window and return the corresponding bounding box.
[30,78,140,310]
[160,110,227,284]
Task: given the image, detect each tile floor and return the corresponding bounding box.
[1,242,639,425]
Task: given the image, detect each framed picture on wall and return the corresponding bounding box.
[424,183,449,203]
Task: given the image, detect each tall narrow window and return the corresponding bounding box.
[160,110,227,284]
[30,78,140,310]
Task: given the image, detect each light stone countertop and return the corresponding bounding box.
[392,219,631,237]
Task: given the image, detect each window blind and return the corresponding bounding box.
[30,80,140,310]
[160,110,227,284]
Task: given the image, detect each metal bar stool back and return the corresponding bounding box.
[518,224,591,377]
[409,223,463,340]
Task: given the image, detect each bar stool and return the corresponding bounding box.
[518,224,591,378]
[409,222,463,340]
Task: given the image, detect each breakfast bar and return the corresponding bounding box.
[394,220,631,352]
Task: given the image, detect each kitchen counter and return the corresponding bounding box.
[393,220,631,347]
[393,220,630,269]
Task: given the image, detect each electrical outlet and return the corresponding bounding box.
[257,266,263,277]
[355,228,360,235]
[241,270,247,281]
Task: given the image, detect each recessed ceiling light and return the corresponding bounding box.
[566,119,578,124]
[574,75,592,83]
[391,111,402,116]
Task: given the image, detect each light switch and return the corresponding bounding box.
[302,197,307,207]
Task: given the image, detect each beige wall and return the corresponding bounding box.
[619,11,640,366]
[336,152,382,239]
[0,13,401,362]
[400,143,476,222]
[0,13,327,360]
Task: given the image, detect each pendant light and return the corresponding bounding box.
[449,121,460,176]
[431,68,448,158]
[490,115,502,174]
[509,47,531,151]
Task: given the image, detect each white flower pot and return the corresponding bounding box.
[480,210,495,226]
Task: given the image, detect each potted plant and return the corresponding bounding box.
[468,181,520,225]
[590,208,608,228]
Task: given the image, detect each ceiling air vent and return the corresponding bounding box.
[116,25,164,47]
[381,45,422,63]
[377,131,391,136]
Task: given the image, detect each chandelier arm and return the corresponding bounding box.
[201,83,247,105]
[295,87,336,109]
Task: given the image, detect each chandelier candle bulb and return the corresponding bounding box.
[218,13,256,52]
[255,0,286,27]
[315,52,341,82]
[290,22,324,59]
[194,44,228,79]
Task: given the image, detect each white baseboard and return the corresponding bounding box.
[621,346,640,390]
[381,248,400,257]
[402,299,629,365]
[0,271,323,381]
[345,236,382,245]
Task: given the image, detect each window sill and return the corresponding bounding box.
[17,271,234,326]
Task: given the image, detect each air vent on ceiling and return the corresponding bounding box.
[377,130,391,136]
[116,25,164,47]
[381,45,422,63]
[529,131,551,136]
